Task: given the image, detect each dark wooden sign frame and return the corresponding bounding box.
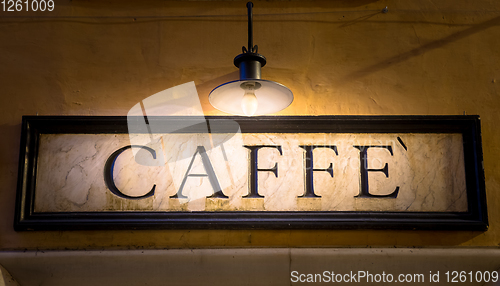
[14,115,487,231]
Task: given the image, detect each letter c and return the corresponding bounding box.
[104,145,156,199]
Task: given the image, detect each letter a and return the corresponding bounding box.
[170,146,228,199]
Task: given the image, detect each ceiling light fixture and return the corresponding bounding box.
[209,2,294,116]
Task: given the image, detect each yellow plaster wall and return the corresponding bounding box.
[0,0,499,250]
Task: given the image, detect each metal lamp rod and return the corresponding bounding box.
[247,1,254,53]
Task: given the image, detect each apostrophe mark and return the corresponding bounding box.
[397,136,407,151]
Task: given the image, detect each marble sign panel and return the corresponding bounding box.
[34,132,467,213]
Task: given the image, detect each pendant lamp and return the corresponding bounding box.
[209,2,293,116]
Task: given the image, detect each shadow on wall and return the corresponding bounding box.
[0,124,22,167]
[340,15,500,84]
[0,123,22,242]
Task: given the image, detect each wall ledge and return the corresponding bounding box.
[1,248,499,285]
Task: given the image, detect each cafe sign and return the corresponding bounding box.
[14,116,487,230]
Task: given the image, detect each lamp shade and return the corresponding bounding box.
[209,79,293,116]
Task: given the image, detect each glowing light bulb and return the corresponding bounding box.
[241,86,258,116]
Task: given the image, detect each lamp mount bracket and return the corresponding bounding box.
[234,2,266,79]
